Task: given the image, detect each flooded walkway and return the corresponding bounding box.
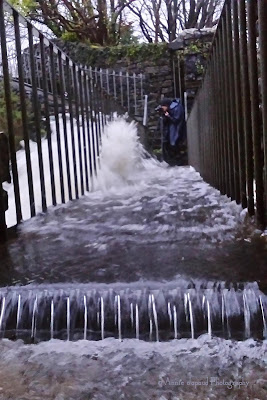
[0,120,266,399]
[1,121,267,288]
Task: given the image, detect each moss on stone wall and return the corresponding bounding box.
[57,40,169,68]
[183,40,212,56]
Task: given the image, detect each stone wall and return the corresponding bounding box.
[170,28,216,114]
[55,29,215,152]
[54,41,174,151]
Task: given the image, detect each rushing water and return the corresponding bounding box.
[1,120,267,287]
[0,119,267,399]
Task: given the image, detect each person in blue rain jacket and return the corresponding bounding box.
[157,97,186,165]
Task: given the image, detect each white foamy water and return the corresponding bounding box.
[4,117,246,241]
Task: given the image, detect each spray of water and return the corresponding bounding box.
[96,119,146,190]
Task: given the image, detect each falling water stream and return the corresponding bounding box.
[0,119,267,399]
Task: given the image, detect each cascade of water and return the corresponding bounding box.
[223,291,231,338]
[96,297,100,329]
[202,295,206,312]
[135,304,139,340]
[101,296,105,340]
[117,295,121,341]
[259,295,267,336]
[130,302,134,329]
[167,302,172,327]
[173,305,178,339]
[184,293,189,322]
[83,295,87,340]
[221,294,225,330]
[0,285,265,341]
[243,291,251,339]
[50,299,54,339]
[0,297,6,332]
[207,300,212,339]
[187,293,194,339]
[114,296,117,327]
[16,294,21,331]
[148,294,153,341]
[67,297,70,341]
[151,294,159,342]
[31,296,38,339]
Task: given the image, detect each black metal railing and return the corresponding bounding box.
[0,0,122,241]
[187,0,267,228]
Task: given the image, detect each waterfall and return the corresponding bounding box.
[83,296,87,340]
[51,299,54,340]
[259,295,267,337]
[118,295,122,341]
[16,294,21,332]
[135,304,139,340]
[188,293,194,339]
[101,296,105,340]
[0,296,6,332]
[151,294,159,342]
[31,296,38,339]
[0,283,265,342]
[207,300,212,339]
[173,305,178,339]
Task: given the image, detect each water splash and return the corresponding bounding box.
[96,119,145,190]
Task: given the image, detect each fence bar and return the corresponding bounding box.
[40,35,56,206]
[219,16,230,196]
[238,0,254,215]
[113,70,117,100]
[73,64,84,196]
[58,51,72,201]
[0,186,7,241]
[13,10,35,217]
[83,71,94,180]
[50,44,65,204]
[106,69,110,95]
[126,72,130,113]
[143,95,148,126]
[65,59,79,199]
[224,7,236,198]
[226,1,240,203]
[28,23,47,212]
[0,0,22,224]
[140,74,144,106]
[247,0,265,226]
[78,68,89,192]
[87,72,98,174]
[232,0,247,209]
[133,73,137,115]
[120,72,123,106]
[258,0,267,223]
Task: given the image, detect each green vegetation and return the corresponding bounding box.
[68,42,169,68]
[0,81,34,150]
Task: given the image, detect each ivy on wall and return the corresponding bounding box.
[56,40,170,68]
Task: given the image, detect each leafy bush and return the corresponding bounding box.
[0,79,34,150]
